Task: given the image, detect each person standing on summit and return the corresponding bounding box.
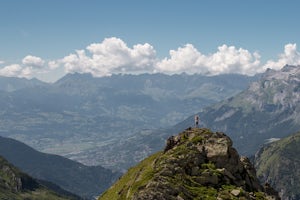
[194,115,199,128]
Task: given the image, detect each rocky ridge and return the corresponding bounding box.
[99,128,279,200]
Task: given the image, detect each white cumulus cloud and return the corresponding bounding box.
[62,37,157,76]
[2,38,300,81]
[0,55,47,78]
[48,60,60,70]
[263,43,300,70]
[0,60,4,65]
[0,64,24,77]
[156,44,261,75]
[22,55,45,68]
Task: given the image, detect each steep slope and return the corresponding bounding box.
[0,136,121,199]
[194,65,300,155]
[255,131,300,200]
[111,65,300,170]
[99,128,279,200]
[0,155,75,200]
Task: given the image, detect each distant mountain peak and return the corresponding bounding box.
[178,64,300,155]
[100,128,279,200]
[262,64,300,81]
[0,75,46,92]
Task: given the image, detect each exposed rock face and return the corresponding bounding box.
[99,128,280,200]
[0,157,39,192]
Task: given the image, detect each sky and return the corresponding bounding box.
[1,0,300,82]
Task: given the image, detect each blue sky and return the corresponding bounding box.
[1,0,300,82]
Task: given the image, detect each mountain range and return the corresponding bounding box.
[1,66,300,199]
[0,72,257,169]
[0,135,120,199]
[0,76,46,92]
[105,65,300,171]
[194,65,300,155]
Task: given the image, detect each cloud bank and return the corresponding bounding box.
[263,43,300,70]
[22,55,45,68]
[1,37,300,80]
[0,64,23,77]
[0,55,45,78]
[62,37,157,76]
[156,44,262,75]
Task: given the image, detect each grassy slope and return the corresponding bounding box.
[99,152,159,200]
[255,131,300,198]
[0,188,72,200]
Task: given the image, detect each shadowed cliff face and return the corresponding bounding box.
[99,128,279,200]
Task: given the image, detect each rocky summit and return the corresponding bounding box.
[99,128,279,200]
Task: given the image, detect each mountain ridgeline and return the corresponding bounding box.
[109,65,300,171]
[0,136,121,199]
[99,128,279,200]
[196,65,300,155]
[0,73,257,169]
[0,76,46,92]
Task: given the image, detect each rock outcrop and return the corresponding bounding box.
[99,128,279,200]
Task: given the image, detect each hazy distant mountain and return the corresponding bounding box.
[0,73,257,168]
[255,131,300,200]
[104,65,300,170]
[0,155,76,200]
[0,136,121,199]
[0,76,46,92]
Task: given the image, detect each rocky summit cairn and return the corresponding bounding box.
[99,128,279,200]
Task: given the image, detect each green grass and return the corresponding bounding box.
[0,187,71,200]
[185,185,217,199]
[191,135,204,144]
[255,192,267,200]
[99,152,160,200]
[201,162,216,170]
